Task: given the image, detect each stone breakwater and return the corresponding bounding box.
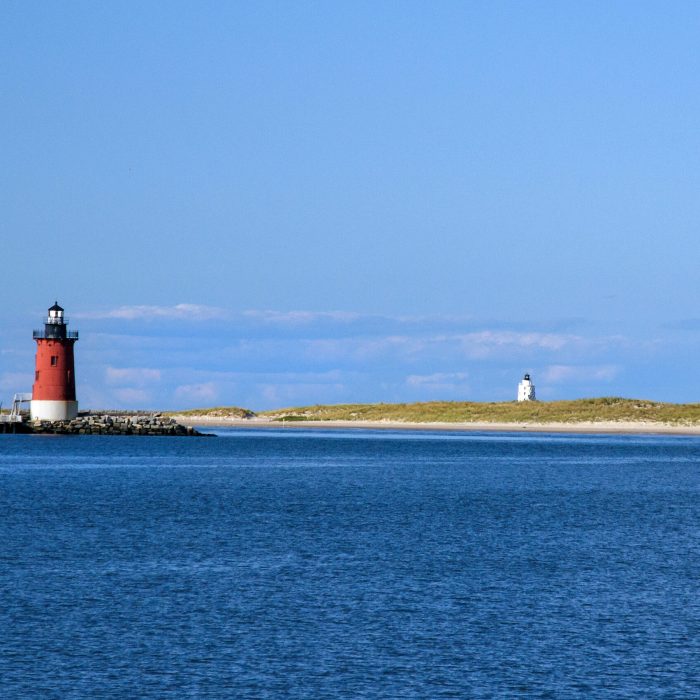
[28,414,208,436]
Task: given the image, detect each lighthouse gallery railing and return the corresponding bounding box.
[32,329,79,340]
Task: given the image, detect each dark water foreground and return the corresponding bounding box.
[2,429,700,698]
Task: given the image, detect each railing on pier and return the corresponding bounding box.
[0,415,22,423]
[0,393,31,423]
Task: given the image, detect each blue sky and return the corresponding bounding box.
[3,1,700,409]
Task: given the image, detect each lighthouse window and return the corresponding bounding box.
[51,356,58,366]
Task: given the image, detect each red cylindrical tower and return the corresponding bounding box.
[31,302,79,421]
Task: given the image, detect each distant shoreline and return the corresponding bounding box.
[169,398,700,434]
[172,415,700,436]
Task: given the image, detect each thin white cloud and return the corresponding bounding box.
[174,382,219,403]
[405,372,471,398]
[304,335,427,362]
[455,331,577,357]
[79,304,227,321]
[113,388,152,405]
[542,364,619,383]
[301,331,599,363]
[105,367,162,385]
[243,309,362,325]
[256,381,346,406]
[406,372,469,387]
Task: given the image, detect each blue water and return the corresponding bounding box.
[2,428,700,698]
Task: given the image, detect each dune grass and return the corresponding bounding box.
[167,406,255,419]
[259,398,700,425]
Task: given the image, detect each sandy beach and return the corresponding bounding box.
[172,415,700,436]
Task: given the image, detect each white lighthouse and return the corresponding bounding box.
[517,373,536,402]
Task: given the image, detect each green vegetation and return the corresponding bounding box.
[260,398,700,425]
[167,398,700,425]
[168,406,256,419]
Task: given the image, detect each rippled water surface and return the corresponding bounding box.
[2,428,700,698]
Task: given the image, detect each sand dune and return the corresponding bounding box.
[172,415,700,436]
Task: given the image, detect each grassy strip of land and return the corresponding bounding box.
[258,398,700,425]
[167,406,255,419]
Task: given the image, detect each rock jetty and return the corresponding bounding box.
[27,414,208,436]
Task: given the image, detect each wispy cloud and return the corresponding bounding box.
[406,372,470,397]
[75,306,593,349]
[243,310,362,325]
[455,331,578,356]
[174,382,219,403]
[79,304,227,321]
[257,381,347,407]
[406,372,469,387]
[303,335,427,362]
[113,388,152,405]
[542,364,619,383]
[301,331,604,364]
[105,367,162,385]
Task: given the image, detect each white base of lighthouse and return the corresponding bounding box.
[30,400,78,421]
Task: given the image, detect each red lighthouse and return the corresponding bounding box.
[31,302,79,421]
